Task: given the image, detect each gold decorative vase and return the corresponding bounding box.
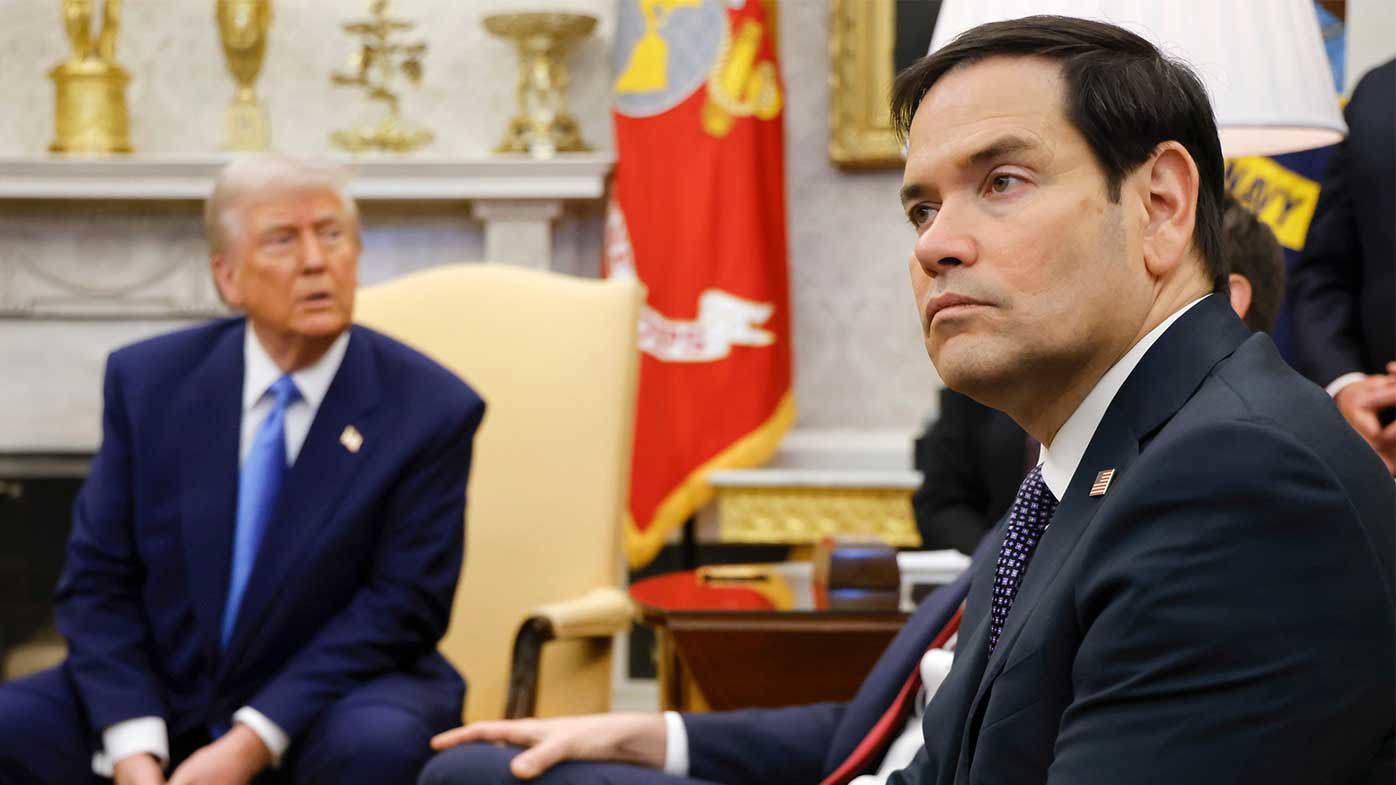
[217,0,273,151]
[50,0,132,154]
[484,12,596,158]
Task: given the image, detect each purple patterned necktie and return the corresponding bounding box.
[988,464,1059,654]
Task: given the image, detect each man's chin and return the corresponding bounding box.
[290,314,350,340]
[929,342,1013,400]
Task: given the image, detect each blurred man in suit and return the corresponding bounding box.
[887,16,1392,783]
[1288,59,1396,473]
[0,155,485,785]
[912,192,1288,554]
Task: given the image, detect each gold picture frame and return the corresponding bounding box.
[828,0,901,168]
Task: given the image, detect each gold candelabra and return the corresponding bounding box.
[330,0,432,153]
[484,12,596,158]
[50,0,132,154]
[217,0,273,151]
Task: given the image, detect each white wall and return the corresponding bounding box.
[1346,0,1396,95]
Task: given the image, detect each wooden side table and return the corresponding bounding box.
[629,562,910,712]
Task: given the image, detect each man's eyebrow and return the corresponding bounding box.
[961,135,1040,169]
[900,135,1043,206]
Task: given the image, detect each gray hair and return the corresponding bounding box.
[204,154,360,255]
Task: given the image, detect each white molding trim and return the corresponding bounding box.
[0,154,615,201]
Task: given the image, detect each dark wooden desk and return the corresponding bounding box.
[630,563,909,712]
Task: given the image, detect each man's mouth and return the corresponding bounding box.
[925,292,991,324]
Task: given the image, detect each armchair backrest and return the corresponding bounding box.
[355,263,642,722]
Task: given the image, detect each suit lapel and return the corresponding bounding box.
[220,327,382,667]
[178,320,246,670]
[958,295,1252,763]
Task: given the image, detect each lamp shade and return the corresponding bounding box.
[927,0,1346,157]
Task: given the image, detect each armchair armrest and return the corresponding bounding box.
[504,588,634,718]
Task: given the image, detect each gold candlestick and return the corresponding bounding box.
[217,0,273,151]
[50,0,132,154]
[484,12,596,159]
[330,0,432,153]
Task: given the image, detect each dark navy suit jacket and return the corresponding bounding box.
[894,296,1395,784]
[54,318,485,743]
[1289,59,1395,385]
[679,535,993,785]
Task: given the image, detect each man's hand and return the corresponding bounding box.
[113,753,166,785]
[166,725,272,785]
[1334,371,1396,474]
[430,713,667,780]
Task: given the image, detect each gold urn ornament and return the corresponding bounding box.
[330,0,433,153]
[217,0,273,151]
[484,12,596,158]
[50,0,132,154]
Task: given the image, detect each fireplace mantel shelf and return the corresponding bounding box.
[0,154,615,201]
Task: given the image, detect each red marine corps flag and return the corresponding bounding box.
[606,0,794,567]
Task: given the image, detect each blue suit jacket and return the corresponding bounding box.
[54,318,485,742]
[680,536,992,785]
[896,296,1395,784]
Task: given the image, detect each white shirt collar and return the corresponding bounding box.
[242,323,350,413]
[1038,294,1211,499]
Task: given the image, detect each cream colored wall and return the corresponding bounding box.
[0,0,940,444]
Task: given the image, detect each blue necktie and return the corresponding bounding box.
[222,374,301,649]
[988,465,1059,654]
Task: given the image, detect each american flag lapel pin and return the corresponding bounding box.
[1089,468,1115,497]
[339,425,364,454]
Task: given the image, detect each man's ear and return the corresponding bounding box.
[1227,273,1253,322]
[1140,141,1200,281]
[210,253,243,307]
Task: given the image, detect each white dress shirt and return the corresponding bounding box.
[661,295,1212,782]
[93,325,350,775]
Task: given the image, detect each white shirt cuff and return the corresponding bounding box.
[662,710,690,777]
[234,706,290,765]
[1326,372,1368,398]
[92,716,168,777]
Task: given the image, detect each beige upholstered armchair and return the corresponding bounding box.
[355,263,643,722]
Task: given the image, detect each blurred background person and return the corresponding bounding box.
[0,155,484,785]
[1287,58,1396,474]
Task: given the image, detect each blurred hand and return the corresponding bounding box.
[113,754,165,785]
[430,713,667,780]
[1334,372,1396,475]
[166,725,271,785]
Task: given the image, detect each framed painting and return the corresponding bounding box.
[828,0,942,168]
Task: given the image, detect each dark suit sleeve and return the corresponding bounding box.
[913,390,996,554]
[54,356,169,729]
[1047,420,1394,783]
[246,395,485,739]
[1288,97,1367,387]
[683,702,845,784]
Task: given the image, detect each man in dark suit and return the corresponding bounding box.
[887,16,1393,783]
[912,192,1289,555]
[0,155,485,785]
[416,537,991,785]
[1288,59,1396,474]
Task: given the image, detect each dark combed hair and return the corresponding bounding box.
[1221,192,1286,333]
[891,15,1227,291]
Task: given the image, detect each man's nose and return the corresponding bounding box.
[913,203,978,278]
[298,229,327,272]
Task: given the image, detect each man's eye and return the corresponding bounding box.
[989,174,1021,194]
[908,204,938,229]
